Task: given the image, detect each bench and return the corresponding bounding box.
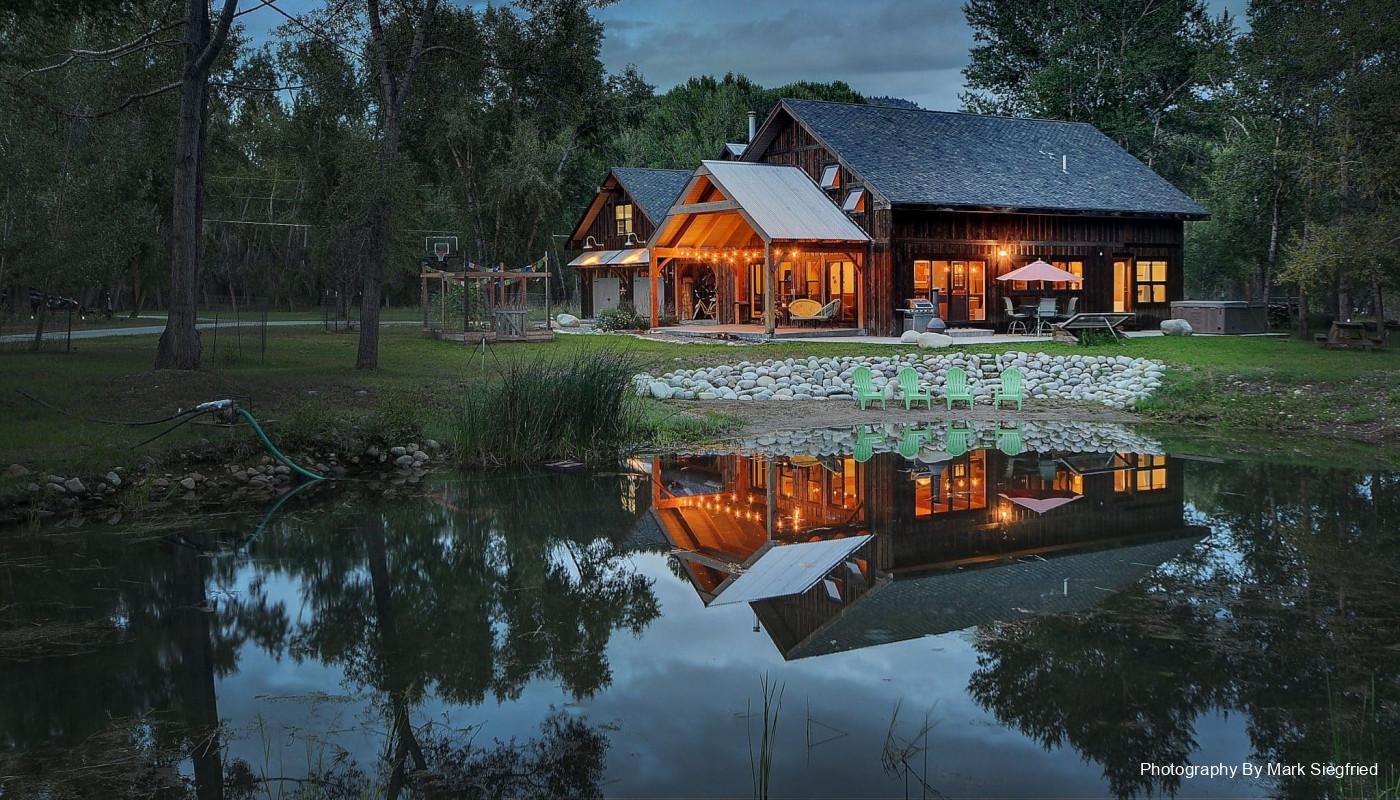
[788,298,841,325]
[1050,312,1137,343]
[1320,321,1387,350]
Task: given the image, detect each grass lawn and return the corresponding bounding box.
[2,327,1398,477]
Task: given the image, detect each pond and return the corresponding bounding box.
[2,421,1397,798]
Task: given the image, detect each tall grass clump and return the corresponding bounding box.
[453,349,644,466]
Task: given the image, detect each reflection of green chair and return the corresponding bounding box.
[945,422,973,457]
[945,366,974,409]
[853,426,880,463]
[994,367,1025,411]
[852,366,886,410]
[996,425,1024,456]
[897,367,933,410]
[898,425,929,459]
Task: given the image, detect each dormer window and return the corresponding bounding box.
[615,203,634,236]
[842,187,865,212]
[819,164,840,189]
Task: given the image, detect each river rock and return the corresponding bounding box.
[917,332,954,349]
[63,477,86,494]
[555,313,580,327]
[649,381,674,400]
[1161,318,1193,336]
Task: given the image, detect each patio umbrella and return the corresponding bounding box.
[996,259,1082,284]
[998,489,1082,515]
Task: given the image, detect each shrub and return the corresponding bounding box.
[452,349,645,466]
[595,306,641,332]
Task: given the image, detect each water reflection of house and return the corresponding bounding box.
[648,447,1205,659]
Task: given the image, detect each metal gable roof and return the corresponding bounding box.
[775,99,1209,218]
[686,160,871,243]
[610,167,692,225]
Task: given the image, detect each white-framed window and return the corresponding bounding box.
[842,188,865,212]
[615,203,634,236]
[819,163,840,189]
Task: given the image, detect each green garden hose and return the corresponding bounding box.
[236,407,327,482]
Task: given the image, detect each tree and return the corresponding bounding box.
[354,0,441,370]
[151,0,240,370]
[960,0,1233,189]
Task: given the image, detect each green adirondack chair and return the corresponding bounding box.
[945,422,973,457]
[897,366,933,410]
[944,366,974,410]
[852,365,886,410]
[897,425,928,459]
[852,426,880,463]
[994,367,1025,410]
[996,425,1024,456]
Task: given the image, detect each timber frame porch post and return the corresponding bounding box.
[649,251,660,328]
[763,241,775,335]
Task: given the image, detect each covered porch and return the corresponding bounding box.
[647,160,872,334]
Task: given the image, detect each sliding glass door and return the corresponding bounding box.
[914,259,987,322]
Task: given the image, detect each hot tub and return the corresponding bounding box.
[1168,301,1268,334]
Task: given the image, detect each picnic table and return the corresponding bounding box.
[1049,312,1136,343]
[1317,320,1387,350]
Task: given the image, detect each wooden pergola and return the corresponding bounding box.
[420,269,553,343]
[646,160,872,334]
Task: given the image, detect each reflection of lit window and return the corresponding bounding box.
[807,471,824,503]
[911,452,986,515]
[1115,453,1168,492]
[748,459,767,490]
[1135,454,1168,491]
[780,471,794,498]
[914,476,934,517]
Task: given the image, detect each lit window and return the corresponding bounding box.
[819,164,840,189]
[615,203,634,236]
[1135,260,1168,304]
[842,188,865,212]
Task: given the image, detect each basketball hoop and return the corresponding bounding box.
[434,242,450,263]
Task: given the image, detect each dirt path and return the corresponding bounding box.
[674,398,1140,438]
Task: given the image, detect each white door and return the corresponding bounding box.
[632,275,663,316]
[592,276,620,315]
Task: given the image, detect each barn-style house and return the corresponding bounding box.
[568,99,1207,336]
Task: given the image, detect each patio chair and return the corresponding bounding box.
[852,365,886,410]
[897,366,933,410]
[1002,297,1031,335]
[993,367,1024,411]
[945,422,973,457]
[944,366,974,410]
[996,424,1024,456]
[1035,298,1059,334]
[852,426,881,463]
[897,425,928,459]
[1064,296,1079,317]
[789,298,841,325]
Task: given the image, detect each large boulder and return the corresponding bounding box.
[1160,318,1193,336]
[917,332,954,349]
[648,381,674,400]
[899,329,921,344]
[555,313,580,327]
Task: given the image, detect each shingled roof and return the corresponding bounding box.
[610,167,692,224]
[768,99,1208,219]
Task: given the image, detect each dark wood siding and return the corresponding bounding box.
[569,183,657,252]
[889,209,1185,334]
[741,109,1190,335]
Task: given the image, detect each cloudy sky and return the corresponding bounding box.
[594,0,1248,110]
[238,0,1248,111]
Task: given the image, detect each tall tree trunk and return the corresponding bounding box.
[356,0,438,370]
[154,0,238,370]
